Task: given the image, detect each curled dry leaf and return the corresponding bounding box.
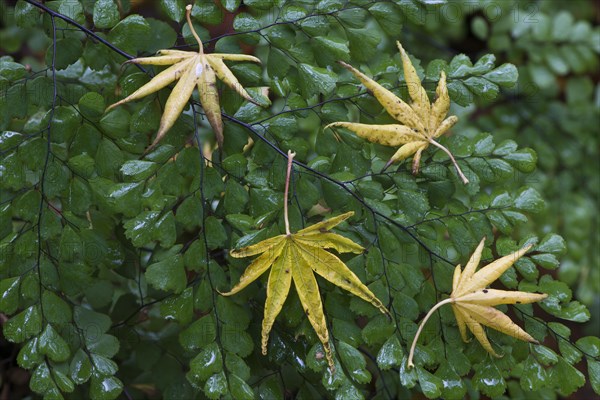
[107,5,261,151]
[326,42,469,184]
[408,238,547,368]
[221,151,389,371]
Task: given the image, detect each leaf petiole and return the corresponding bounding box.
[284,150,296,236]
[185,5,203,55]
[407,297,454,368]
[428,139,469,184]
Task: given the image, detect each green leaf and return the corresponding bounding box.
[100,108,130,138]
[435,362,467,400]
[96,138,123,179]
[187,342,223,385]
[473,362,506,398]
[145,254,186,294]
[30,362,54,395]
[146,18,178,53]
[180,315,216,351]
[191,2,223,25]
[17,337,43,369]
[123,211,161,247]
[361,315,395,345]
[233,12,260,32]
[90,375,123,400]
[225,352,250,381]
[514,187,545,213]
[205,217,227,250]
[74,306,111,334]
[576,336,600,357]
[90,354,118,376]
[4,305,42,343]
[298,63,337,97]
[221,0,241,12]
[93,0,120,29]
[108,15,151,54]
[87,334,120,359]
[337,341,371,384]
[347,28,380,62]
[160,287,193,324]
[229,374,254,400]
[536,234,566,255]
[41,291,72,324]
[589,359,600,395]
[204,372,229,399]
[520,356,547,391]
[15,1,40,28]
[222,329,254,357]
[160,0,185,22]
[52,368,75,393]
[120,160,158,181]
[39,324,70,362]
[70,349,93,385]
[0,277,20,314]
[532,345,558,366]
[312,37,350,62]
[45,37,83,70]
[417,366,442,399]
[550,357,585,396]
[376,335,403,370]
[0,60,27,81]
[482,63,518,87]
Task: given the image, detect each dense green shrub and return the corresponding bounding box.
[0,0,598,399]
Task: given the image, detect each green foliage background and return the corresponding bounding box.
[0,0,598,399]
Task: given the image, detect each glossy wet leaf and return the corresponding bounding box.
[39,324,70,362]
[222,211,388,370]
[0,277,20,314]
[228,374,254,400]
[337,341,371,384]
[145,254,186,294]
[416,366,442,399]
[435,362,467,400]
[376,335,403,370]
[93,0,120,29]
[550,357,585,396]
[187,342,223,384]
[4,305,42,343]
[520,355,547,391]
[70,349,93,385]
[90,375,123,400]
[473,361,506,398]
[203,372,228,399]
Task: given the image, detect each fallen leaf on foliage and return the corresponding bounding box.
[326,42,469,184]
[222,211,389,370]
[408,238,547,367]
[107,5,261,151]
[221,151,388,371]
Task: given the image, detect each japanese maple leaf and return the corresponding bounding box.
[326,42,469,184]
[408,238,547,368]
[222,209,389,371]
[107,5,261,151]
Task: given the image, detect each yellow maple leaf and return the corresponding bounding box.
[221,151,389,371]
[107,5,261,151]
[407,238,547,368]
[326,42,469,184]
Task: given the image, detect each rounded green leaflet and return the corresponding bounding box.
[90,375,123,400]
[39,324,70,362]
